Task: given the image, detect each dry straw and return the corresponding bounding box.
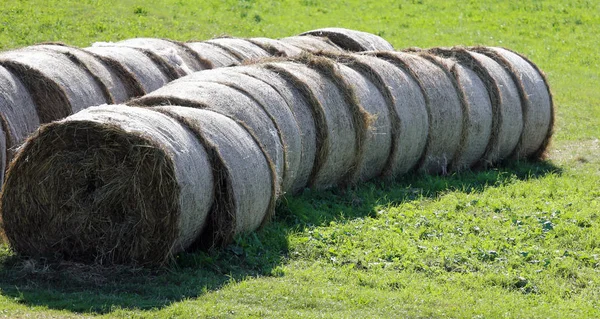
[428,48,523,167]
[471,47,554,160]
[413,50,493,171]
[1,105,214,265]
[85,45,172,95]
[175,68,303,194]
[152,107,274,247]
[185,42,240,68]
[279,36,344,53]
[0,48,109,123]
[204,38,272,62]
[246,38,304,57]
[372,51,463,174]
[300,27,394,52]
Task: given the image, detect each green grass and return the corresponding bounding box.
[1,0,599,318]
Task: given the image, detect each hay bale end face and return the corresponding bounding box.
[1,105,214,265]
[300,28,394,52]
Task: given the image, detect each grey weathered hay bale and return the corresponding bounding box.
[416,52,493,171]
[279,36,344,53]
[1,105,213,265]
[371,51,463,174]
[175,68,303,194]
[129,80,283,196]
[0,65,41,160]
[204,38,272,62]
[471,47,553,160]
[246,38,304,57]
[300,28,394,52]
[185,42,240,67]
[0,48,109,123]
[334,63,391,182]
[235,65,317,193]
[33,43,136,103]
[263,57,357,189]
[115,38,210,74]
[326,53,428,177]
[428,48,523,166]
[152,106,274,246]
[85,45,172,95]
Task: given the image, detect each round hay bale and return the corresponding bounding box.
[326,53,428,177]
[371,51,463,174]
[0,115,7,184]
[279,36,344,53]
[235,65,317,193]
[246,38,304,57]
[300,28,394,52]
[0,65,41,160]
[175,68,303,194]
[204,38,272,62]
[152,106,274,246]
[1,105,213,265]
[85,45,172,95]
[32,43,137,103]
[115,38,210,74]
[417,52,493,171]
[471,46,553,160]
[185,42,240,68]
[0,48,109,123]
[428,48,523,166]
[263,58,357,189]
[129,81,284,196]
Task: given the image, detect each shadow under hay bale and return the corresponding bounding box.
[1,105,214,265]
[416,51,493,171]
[471,47,554,160]
[429,48,523,167]
[204,38,272,62]
[152,107,274,247]
[372,51,463,174]
[246,38,304,57]
[114,38,210,74]
[300,27,394,52]
[129,80,283,196]
[0,65,41,161]
[264,57,357,189]
[236,65,317,194]
[279,36,344,53]
[175,67,303,194]
[185,42,240,68]
[0,48,109,123]
[84,45,170,96]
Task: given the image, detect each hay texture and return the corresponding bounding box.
[236,65,317,193]
[175,68,303,195]
[152,107,274,246]
[85,45,173,95]
[129,80,284,196]
[300,28,394,52]
[372,51,463,174]
[0,48,109,123]
[472,47,553,160]
[335,53,428,177]
[0,65,41,160]
[263,58,357,189]
[429,48,523,166]
[1,105,213,265]
[417,52,493,171]
[279,36,344,53]
[115,38,210,74]
[246,38,304,57]
[204,38,272,62]
[185,42,240,68]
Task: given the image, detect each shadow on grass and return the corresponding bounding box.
[0,160,561,314]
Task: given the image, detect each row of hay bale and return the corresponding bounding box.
[0,45,553,265]
[0,28,393,184]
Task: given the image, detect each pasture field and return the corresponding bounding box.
[0,0,599,318]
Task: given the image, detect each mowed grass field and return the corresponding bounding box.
[0,0,599,318]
